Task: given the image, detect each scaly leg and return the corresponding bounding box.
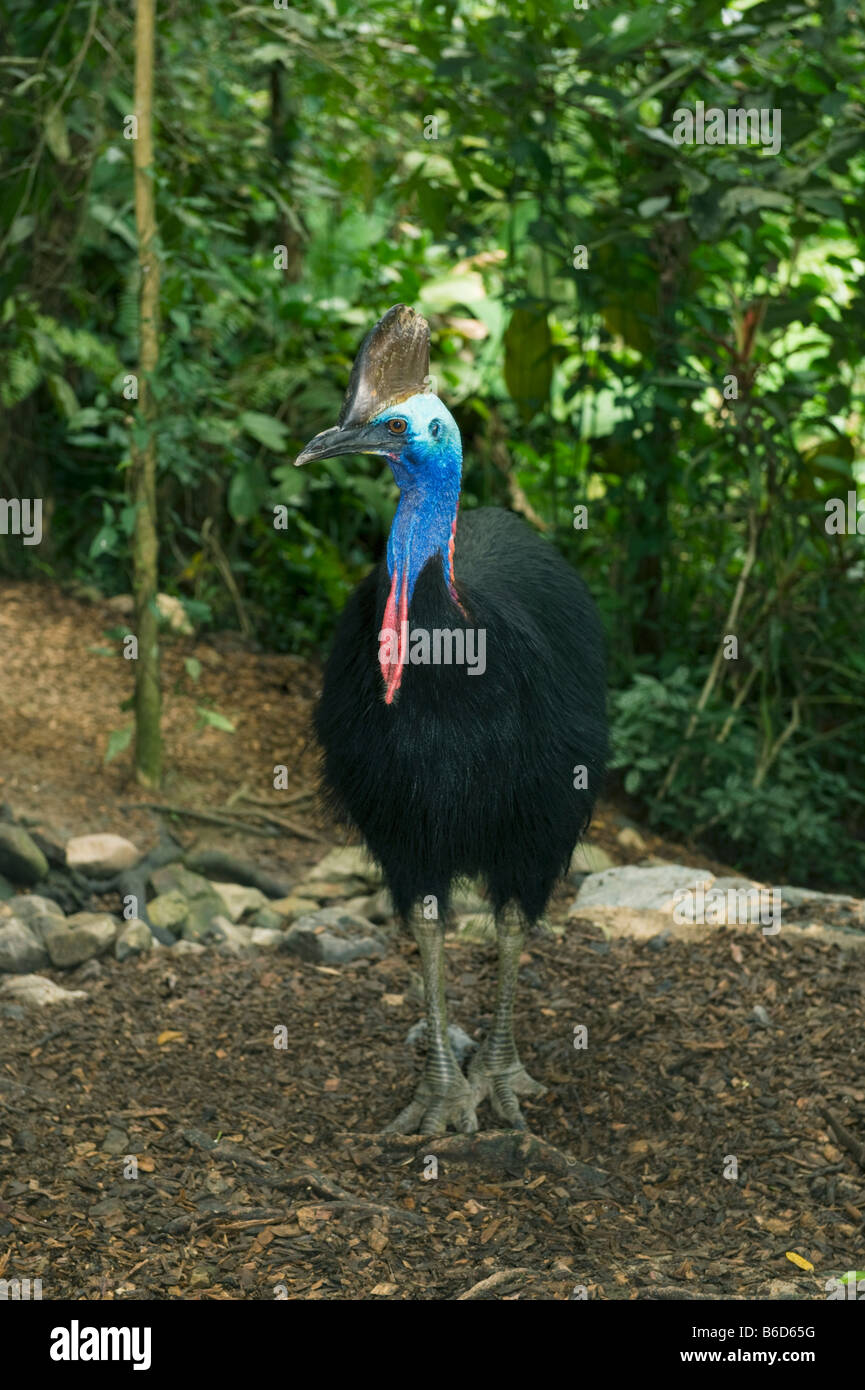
[468,907,546,1129]
[384,910,477,1134]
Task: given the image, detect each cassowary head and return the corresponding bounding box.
[294,305,465,705]
[294,305,462,494]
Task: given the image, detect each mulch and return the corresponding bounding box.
[2,918,863,1300]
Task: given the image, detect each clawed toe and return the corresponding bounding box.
[383,1077,478,1135]
[468,1055,547,1130]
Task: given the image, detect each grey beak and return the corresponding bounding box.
[294,426,358,467]
[294,422,392,467]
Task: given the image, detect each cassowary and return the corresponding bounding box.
[295,305,607,1133]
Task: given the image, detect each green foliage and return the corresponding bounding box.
[1,0,864,888]
[611,668,865,888]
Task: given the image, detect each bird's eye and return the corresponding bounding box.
[430,420,441,439]
[387,418,407,434]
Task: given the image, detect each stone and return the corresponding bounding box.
[299,877,369,901]
[616,826,648,853]
[570,844,619,875]
[150,864,209,898]
[0,973,87,1008]
[207,916,253,956]
[65,833,141,876]
[172,939,205,956]
[0,874,14,901]
[115,919,155,961]
[0,825,49,885]
[0,917,48,972]
[283,908,385,964]
[250,907,284,931]
[102,1128,130,1156]
[44,912,118,968]
[76,959,103,982]
[249,927,284,951]
[406,1019,476,1064]
[6,894,65,945]
[156,592,193,634]
[150,865,224,939]
[573,864,715,914]
[147,892,189,932]
[210,882,268,921]
[306,846,380,884]
[268,893,321,919]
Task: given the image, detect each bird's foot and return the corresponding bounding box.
[383,1072,478,1135]
[468,1046,546,1130]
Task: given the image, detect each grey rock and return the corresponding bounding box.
[752,1004,771,1027]
[306,846,381,884]
[569,844,619,875]
[147,891,189,932]
[250,907,285,931]
[207,916,253,956]
[150,863,210,898]
[150,866,224,938]
[406,1019,476,1064]
[102,1127,130,1155]
[210,882,268,921]
[75,958,103,982]
[66,833,141,876]
[0,917,48,973]
[249,927,285,951]
[0,973,87,1008]
[7,894,66,945]
[44,912,118,968]
[616,825,648,853]
[0,825,49,885]
[172,939,205,956]
[0,873,14,901]
[115,919,154,961]
[573,864,715,913]
[775,885,863,919]
[648,929,672,952]
[283,908,385,964]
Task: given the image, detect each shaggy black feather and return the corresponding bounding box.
[315,507,608,924]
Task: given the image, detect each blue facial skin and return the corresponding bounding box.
[373,393,463,605]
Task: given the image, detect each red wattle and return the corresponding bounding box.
[379,566,409,704]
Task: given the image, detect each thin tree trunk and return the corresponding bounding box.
[130,0,162,787]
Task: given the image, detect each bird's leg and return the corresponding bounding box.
[468,907,546,1129]
[384,910,477,1135]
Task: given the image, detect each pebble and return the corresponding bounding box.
[0,825,49,885]
[0,973,87,1007]
[115,919,155,961]
[283,908,385,964]
[44,912,118,968]
[66,833,141,876]
[0,917,48,972]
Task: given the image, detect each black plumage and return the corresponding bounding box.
[315,507,607,924]
[294,305,607,1133]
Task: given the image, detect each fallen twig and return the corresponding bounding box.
[457,1268,532,1300]
[123,801,276,837]
[820,1106,865,1172]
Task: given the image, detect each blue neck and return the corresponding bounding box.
[381,398,463,606]
[386,466,462,606]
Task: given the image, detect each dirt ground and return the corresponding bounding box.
[1,581,863,1300]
